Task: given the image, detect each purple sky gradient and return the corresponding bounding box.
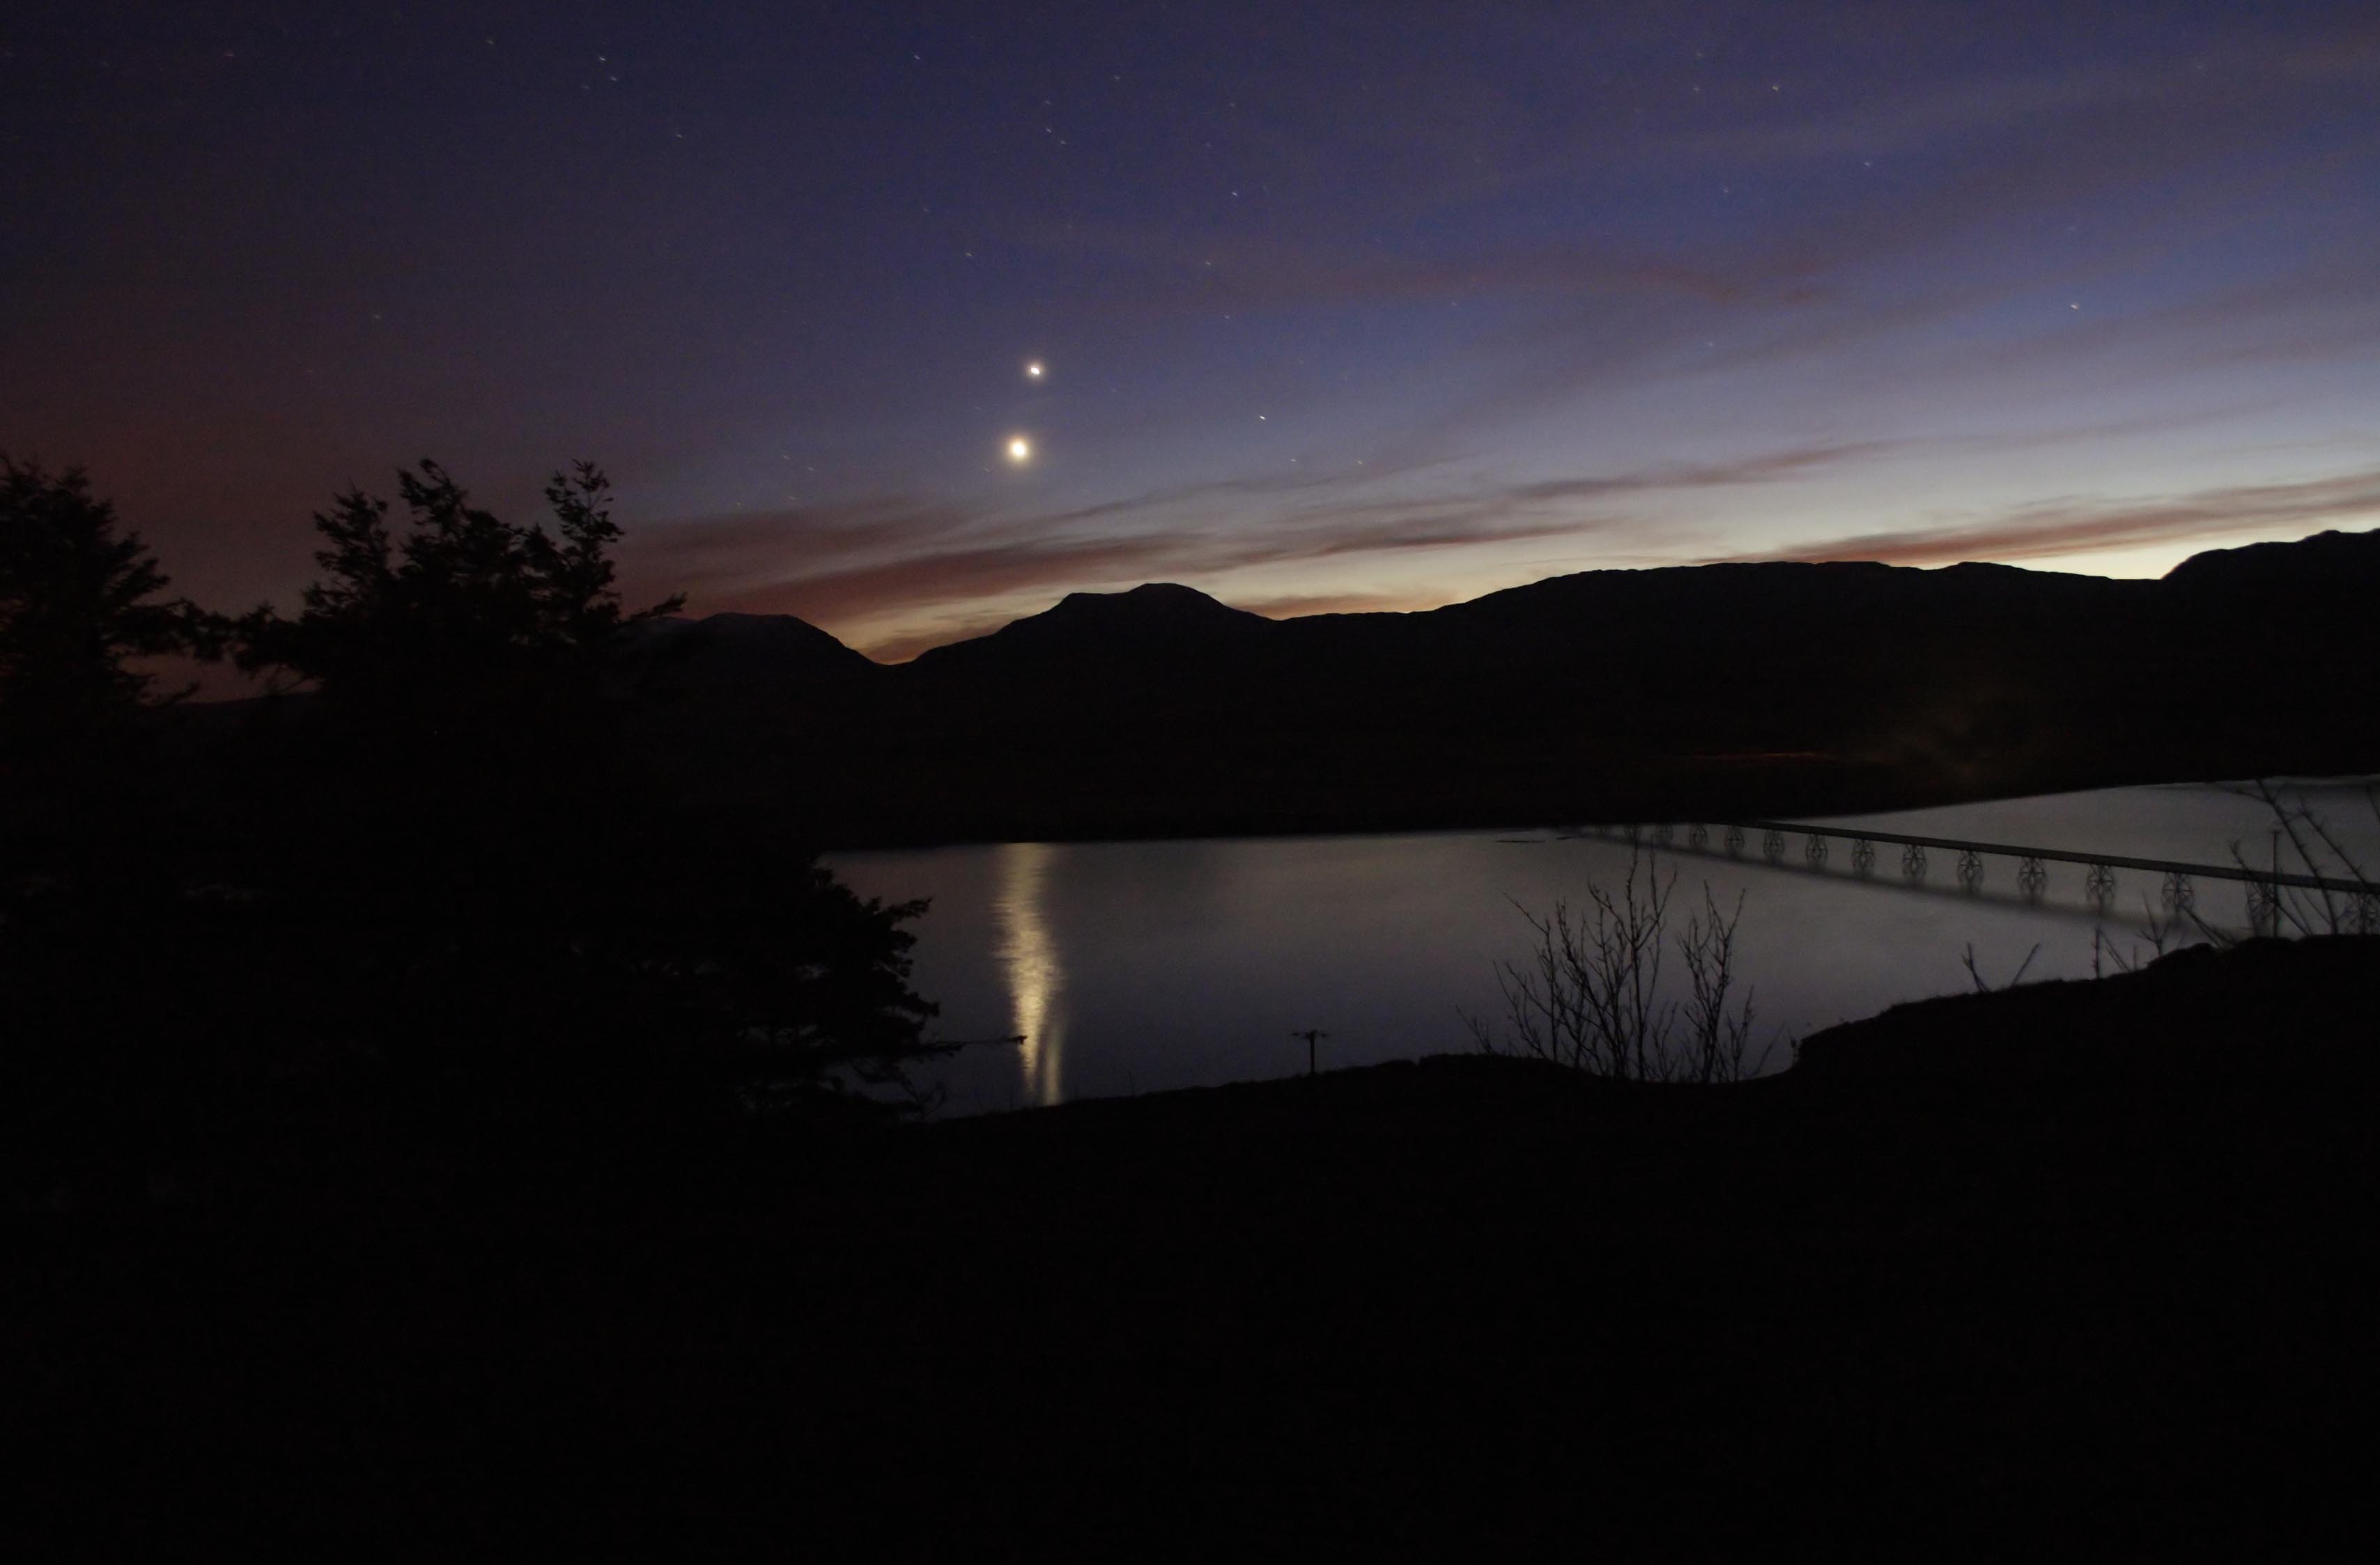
[5,1,2376,661]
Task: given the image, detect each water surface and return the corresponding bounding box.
[832,779,2379,1113]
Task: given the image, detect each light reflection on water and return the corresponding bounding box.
[834,780,2379,1115]
[996,841,1067,1107]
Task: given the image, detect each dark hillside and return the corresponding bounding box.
[910,580,1275,675]
[202,526,2373,846]
[770,529,2380,842]
[2160,527,2380,764]
[621,610,878,698]
[12,936,2370,1554]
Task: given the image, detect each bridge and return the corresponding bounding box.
[1579,817,2379,934]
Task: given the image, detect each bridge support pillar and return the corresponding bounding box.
[1804,834,1829,867]
[1763,828,1785,863]
[1956,849,1985,891]
[1687,822,1709,851]
[1902,844,1926,881]
[1851,838,1876,877]
[2161,870,2194,912]
[2017,856,2047,900]
[2248,878,2280,936]
[2085,863,2117,908]
[1724,825,1745,856]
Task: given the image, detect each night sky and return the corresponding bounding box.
[5,3,2376,661]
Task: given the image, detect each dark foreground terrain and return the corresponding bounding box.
[7,936,2373,1556]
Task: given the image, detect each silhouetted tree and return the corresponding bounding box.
[229,461,941,1115]
[1,462,230,1187]
[0,456,208,764]
[0,453,229,914]
[231,460,676,738]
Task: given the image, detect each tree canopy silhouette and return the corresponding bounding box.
[236,459,679,716]
[1,461,222,1146]
[217,460,942,1115]
[1,454,221,913]
[0,456,206,761]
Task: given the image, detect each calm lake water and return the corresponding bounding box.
[831,779,2380,1115]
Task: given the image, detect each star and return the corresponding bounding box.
[1026,361,1044,379]
[1007,436,1033,463]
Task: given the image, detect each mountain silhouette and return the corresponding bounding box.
[466,528,2380,843]
[915,583,1272,671]
[624,610,879,699]
[2164,525,2380,596]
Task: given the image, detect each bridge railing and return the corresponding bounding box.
[1582,817,2378,932]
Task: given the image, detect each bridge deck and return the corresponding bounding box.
[1616,819,2377,897]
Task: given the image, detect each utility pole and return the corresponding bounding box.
[2272,828,2283,937]
[1290,1028,1329,1078]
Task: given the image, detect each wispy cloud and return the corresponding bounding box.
[1030,222,1767,318]
[1497,441,1902,502]
[619,465,1405,624]
[644,499,1586,631]
[628,438,1895,651]
[700,534,1187,624]
[1651,29,2380,176]
[1742,465,2380,569]
[860,610,1065,665]
[1232,589,1439,620]
[1347,24,2380,452]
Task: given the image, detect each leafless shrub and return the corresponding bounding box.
[1961,941,2041,993]
[2096,777,2379,972]
[2094,892,2211,977]
[1468,851,1773,1084]
[2227,779,2379,937]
